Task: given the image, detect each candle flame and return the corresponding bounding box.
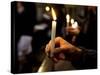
[72,21,78,28]
[71,18,74,24]
[66,14,70,22]
[51,8,57,20]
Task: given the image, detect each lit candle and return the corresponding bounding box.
[66,14,70,23]
[72,21,78,43]
[72,21,78,28]
[51,8,57,20]
[71,18,74,25]
[38,8,56,72]
[50,8,57,57]
[66,14,70,35]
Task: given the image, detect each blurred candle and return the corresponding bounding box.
[71,18,74,25]
[51,8,57,57]
[66,14,70,23]
[66,14,70,35]
[45,6,50,12]
[51,21,56,53]
[72,21,78,28]
[72,21,78,44]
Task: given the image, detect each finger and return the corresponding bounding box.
[45,44,49,53]
[55,37,61,44]
[48,37,62,49]
[47,40,52,50]
[45,44,51,57]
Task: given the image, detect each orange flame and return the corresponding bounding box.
[51,8,57,20]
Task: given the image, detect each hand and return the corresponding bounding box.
[45,37,81,62]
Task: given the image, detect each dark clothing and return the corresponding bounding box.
[72,8,97,69]
[72,47,97,69]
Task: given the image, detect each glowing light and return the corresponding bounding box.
[66,14,70,23]
[45,6,50,12]
[71,18,74,24]
[72,21,78,28]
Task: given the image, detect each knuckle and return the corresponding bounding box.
[56,37,62,40]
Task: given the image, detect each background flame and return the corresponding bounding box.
[72,21,78,28]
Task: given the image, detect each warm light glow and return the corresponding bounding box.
[71,18,74,24]
[72,21,78,28]
[51,8,57,20]
[45,6,50,12]
[66,14,70,22]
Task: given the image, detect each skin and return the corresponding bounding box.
[45,37,81,62]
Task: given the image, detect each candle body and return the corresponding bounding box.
[38,21,56,72]
[50,21,56,57]
[66,14,70,35]
[67,18,70,29]
[66,22,69,35]
[38,56,54,72]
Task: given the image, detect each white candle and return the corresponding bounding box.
[38,8,57,72]
[66,14,70,35]
[51,21,56,57]
[50,8,57,57]
[71,18,74,25]
[72,21,78,43]
[66,14,70,23]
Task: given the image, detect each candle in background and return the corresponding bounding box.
[66,14,70,35]
[71,18,74,25]
[66,14,70,23]
[72,21,78,28]
[45,6,50,12]
[50,8,57,57]
[72,21,78,43]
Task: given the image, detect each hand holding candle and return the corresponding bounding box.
[38,8,57,72]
